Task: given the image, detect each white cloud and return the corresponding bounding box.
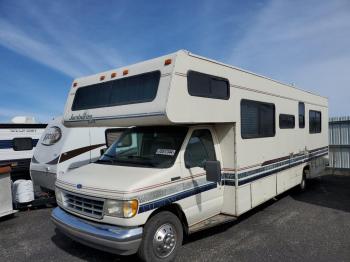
[0,2,127,78]
[229,0,350,116]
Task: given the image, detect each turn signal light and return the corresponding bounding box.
[111,72,117,78]
[123,69,129,76]
[100,75,105,81]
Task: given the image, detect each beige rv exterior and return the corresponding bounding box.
[53,50,328,261]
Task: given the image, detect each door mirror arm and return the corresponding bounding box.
[100,148,107,156]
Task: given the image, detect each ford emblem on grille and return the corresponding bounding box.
[76,184,82,189]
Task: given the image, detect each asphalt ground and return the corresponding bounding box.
[0,174,349,262]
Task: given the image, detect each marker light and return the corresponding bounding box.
[111,72,117,78]
[100,75,105,81]
[164,58,172,65]
[123,69,129,76]
[73,82,78,87]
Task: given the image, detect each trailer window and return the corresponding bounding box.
[279,114,295,129]
[72,71,160,111]
[241,99,275,139]
[299,102,305,128]
[309,110,321,133]
[12,138,33,151]
[187,71,229,100]
[184,129,216,169]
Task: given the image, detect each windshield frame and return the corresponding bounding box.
[96,125,189,169]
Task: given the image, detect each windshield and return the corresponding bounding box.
[97,126,188,168]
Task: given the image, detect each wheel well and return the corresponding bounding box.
[303,165,310,178]
[149,204,189,235]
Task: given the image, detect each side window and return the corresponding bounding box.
[309,110,321,133]
[279,114,295,129]
[105,128,126,147]
[12,138,33,151]
[187,71,230,100]
[299,102,305,128]
[241,99,275,139]
[184,129,216,168]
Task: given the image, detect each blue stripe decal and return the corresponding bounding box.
[222,150,328,186]
[137,149,327,213]
[0,139,39,149]
[138,182,217,213]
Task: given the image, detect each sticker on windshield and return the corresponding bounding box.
[156,149,176,156]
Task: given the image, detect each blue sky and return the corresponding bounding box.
[0,0,349,122]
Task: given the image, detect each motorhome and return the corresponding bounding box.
[0,116,46,174]
[30,116,124,192]
[52,50,328,261]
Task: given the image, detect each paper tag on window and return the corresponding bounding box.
[156,149,176,156]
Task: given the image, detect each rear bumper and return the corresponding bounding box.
[51,207,143,255]
[30,169,56,191]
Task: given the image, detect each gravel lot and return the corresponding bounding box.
[1,174,349,262]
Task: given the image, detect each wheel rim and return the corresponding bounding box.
[152,223,177,258]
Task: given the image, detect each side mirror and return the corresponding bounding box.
[100,148,107,156]
[204,160,221,183]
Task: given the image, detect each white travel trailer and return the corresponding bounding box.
[30,116,123,192]
[52,50,328,261]
[0,116,46,173]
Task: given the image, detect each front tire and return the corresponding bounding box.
[138,211,183,262]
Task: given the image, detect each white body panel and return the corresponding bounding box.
[30,117,109,191]
[56,51,328,238]
[0,123,46,172]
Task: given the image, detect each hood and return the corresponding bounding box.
[56,162,180,197]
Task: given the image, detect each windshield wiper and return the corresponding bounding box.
[103,153,115,158]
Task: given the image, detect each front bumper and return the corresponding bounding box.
[51,207,143,255]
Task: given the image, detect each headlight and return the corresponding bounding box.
[104,199,138,218]
[55,187,62,203]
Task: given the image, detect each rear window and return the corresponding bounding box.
[72,71,161,111]
[13,138,33,151]
[309,110,322,134]
[187,71,229,100]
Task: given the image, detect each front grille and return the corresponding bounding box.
[62,191,105,219]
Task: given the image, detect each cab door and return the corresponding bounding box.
[180,127,224,225]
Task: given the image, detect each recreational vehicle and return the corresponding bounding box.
[30,116,124,192]
[52,50,328,261]
[0,116,46,174]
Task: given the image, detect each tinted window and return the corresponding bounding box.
[13,138,33,151]
[105,128,126,147]
[184,129,216,168]
[279,114,295,129]
[309,110,321,133]
[299,102,305,128]
[241,99,275,139]
[72,71,160,111]
[187,71,229,100]
[99,126,188,168]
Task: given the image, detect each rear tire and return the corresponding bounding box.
[138,211,183,262]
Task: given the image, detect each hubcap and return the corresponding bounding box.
[152,223,177,258]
